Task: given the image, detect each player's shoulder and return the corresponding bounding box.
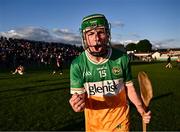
[71,51,86,65]
[111,47,129,59]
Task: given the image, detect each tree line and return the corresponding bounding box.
[125,39,152,52]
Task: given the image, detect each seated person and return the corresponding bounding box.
[12,65,24,75]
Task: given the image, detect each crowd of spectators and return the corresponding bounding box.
[0,36,83,72]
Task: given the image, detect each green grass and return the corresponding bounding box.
[130,62,180,131]
[0,62,179,131]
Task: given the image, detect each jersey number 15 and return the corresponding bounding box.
[99,70,107,78]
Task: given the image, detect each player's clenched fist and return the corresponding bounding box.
[142,111,151,124]
[69,93,86,112]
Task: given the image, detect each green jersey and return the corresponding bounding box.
[70,47,133,94]
[70,47,133,131]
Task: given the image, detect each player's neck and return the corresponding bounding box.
[90,55,105,63]
[86,49,110,64]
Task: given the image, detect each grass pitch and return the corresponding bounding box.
[0,62,179,131]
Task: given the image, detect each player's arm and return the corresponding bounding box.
[69,60,86,112]
[69,92,86,112]
[126,84,151,124]
[122,55,151,123]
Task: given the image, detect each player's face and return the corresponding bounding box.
[84,26,109,54]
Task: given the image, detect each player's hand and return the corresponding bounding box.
[69,93,86,112]
[141,111,151,124]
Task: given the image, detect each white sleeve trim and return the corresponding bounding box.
[70,88,85,94]
[125,81,134,87]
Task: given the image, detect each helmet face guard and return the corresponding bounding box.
[80,14,111,57]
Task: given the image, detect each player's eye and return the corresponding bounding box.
[86,31,95,36]
[97,30,105,35]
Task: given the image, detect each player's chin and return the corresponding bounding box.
[91,47,103,52]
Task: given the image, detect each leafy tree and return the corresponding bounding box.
[125,43,136,51]
[136,39,152,52]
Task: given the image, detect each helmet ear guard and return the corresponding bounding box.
[79,28,88,50]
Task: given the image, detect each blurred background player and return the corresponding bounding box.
[56,53,63,75]
[51,53,63,75]
[165,55,172,68]
[12,65,24,75]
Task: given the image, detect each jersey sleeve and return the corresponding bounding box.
[70,60,85,94]
[122,55,133,87]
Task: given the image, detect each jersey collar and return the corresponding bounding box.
[85,47,112,65]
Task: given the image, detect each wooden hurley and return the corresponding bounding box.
[138,71,153,132]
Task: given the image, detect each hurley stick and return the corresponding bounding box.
[138,71,153,132]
